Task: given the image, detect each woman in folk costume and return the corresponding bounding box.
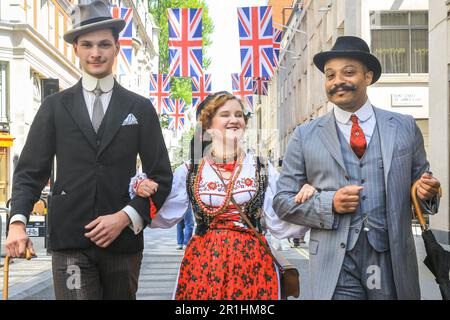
[131,92,312,300]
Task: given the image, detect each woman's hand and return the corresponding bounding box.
[136,179,159,197]
[294,183,317,204]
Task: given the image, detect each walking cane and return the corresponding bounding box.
[2,249,34,300]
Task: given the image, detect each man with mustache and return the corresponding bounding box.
[273,36,441,299]
[5,1,172,299]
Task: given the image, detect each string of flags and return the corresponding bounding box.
[112,5,284,131]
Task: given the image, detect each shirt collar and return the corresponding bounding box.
[334,99,374,125]
[82,71,114,93]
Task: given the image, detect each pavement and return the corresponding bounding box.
[0,222,447,300]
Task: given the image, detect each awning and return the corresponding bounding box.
[0,133,14,147]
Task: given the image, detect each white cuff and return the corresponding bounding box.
[123,205,144,235]
[9,214,28,226]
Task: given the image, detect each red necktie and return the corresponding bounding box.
[350,114,367,159]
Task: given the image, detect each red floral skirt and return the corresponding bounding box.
[174,225,279,300]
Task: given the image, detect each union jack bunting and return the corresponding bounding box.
[162,98,187,131]
[231,73,253,112]
[192,74,212,111]
[273,27,282,68]
[237,6,274,78]
[149,74,171,114]
[253,77,269,96]
[110,6,133,75]
[168,8,203,78]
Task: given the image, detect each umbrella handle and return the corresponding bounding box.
[2,256,9,300]
[2,249,34,300]
[411,180,443,230]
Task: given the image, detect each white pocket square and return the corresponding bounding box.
[122,114,138,126]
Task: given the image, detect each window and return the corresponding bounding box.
[0,62,7,123]
[58,11,64,52]
[49,1,55,44]
[370,11,428,74]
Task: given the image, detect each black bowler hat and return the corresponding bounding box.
[313,36,382,84]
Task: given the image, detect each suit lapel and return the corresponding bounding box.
[98,81,133,156]
[62,81,97,151]
[374,107,396,184]
[318,111,347,173]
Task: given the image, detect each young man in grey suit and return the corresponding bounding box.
[5,1,172,299]
[273,36,441,300]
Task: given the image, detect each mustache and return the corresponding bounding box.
[328,84,357,95]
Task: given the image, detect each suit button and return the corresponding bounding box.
[96,140,101,147]
[360,163,364,168]
[340,243,346,249]
[320,222,324,227]
[355,229,360,234]
[345,176,350,181]
[362,196,367,201]
[361,179,366,184]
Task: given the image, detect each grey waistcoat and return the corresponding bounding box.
[337,123,389,252]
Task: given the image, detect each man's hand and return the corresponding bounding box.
[332,185,364,214]
[84,211,131,248]
[295,184,317,204]
[5,222,35,258]
[417,172,441,201]
[136,179,159,198]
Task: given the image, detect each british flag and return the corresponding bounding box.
[273,27,282,68]
[231,73,253,112]
[110,6,133,75]
[162,98,187,131]
[192,74,212,111]
[168,8,203,78]
[149,74,171,114]
[253,77,269,96]
[237,6,274,78]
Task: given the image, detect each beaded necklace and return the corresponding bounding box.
[193,154,244,216]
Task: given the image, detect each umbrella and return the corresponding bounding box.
[411,181,449,300]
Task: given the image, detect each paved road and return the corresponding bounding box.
[1,224,443,300]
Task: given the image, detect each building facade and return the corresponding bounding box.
[429,1,449,243]
[257,0,430,168]
[0,0,159,207]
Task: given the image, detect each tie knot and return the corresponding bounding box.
[350,114,359,124]
[93,87,103,96]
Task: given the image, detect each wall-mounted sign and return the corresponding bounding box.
[391,93,423,107]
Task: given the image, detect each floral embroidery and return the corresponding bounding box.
[207,182,217,190]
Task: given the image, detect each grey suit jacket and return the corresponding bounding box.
[273,107,437,300]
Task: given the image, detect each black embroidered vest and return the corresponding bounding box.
[186,156,269,236]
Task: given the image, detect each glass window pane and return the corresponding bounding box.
[380,12,408,26]
[371,29,409,73]
[411,12,428,26]
[411,30,428,73]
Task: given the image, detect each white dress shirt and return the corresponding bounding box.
[11,72,144,235]
[333,99,376,145]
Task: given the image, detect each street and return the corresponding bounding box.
[1,225,443,300]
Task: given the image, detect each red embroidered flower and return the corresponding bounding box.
[207,182,217,190]
[244,178,253,187]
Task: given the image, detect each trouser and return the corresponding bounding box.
[52,246,142,300]
[177,208,194,246]
[332,231,397,300]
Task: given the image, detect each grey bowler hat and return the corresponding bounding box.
[64,1,126,43]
